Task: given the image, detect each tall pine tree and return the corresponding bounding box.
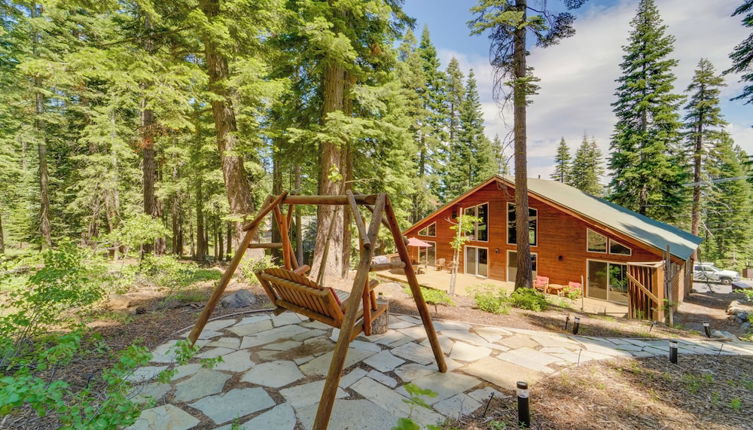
[727,1,753,110]
[569,136,604,196]
[683,58,726,251]
[550,137,570,183]
[609,0,687,222]
[444,69,496,197]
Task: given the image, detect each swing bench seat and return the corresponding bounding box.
[256,267,388,338]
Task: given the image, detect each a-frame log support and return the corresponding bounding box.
[187,191,446,430]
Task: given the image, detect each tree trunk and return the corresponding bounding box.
[217,218,224,261]
[140,13,159,255]
[271,150,283,261]
[226,222,231,260]
[294,164,304,264]
[311,62,346,282]
[200,0,254,248]
[513,0,532,289]
[196,178,206,261]
[340,73,354,278]
[690,105,704,261]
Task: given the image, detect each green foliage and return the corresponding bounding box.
[551,138,571,183]
[568,136,604,196]
[727,0,753,107]
[729,397,742,411]
[472,286,511,315]
[403,286,454,306]
[106,214,171,257]
[562,284,582,300]
[0,245,152,428]
[393,383,441,430]
[135,255,221,291]
[608,0,688,223]
[682,373,713,394]
[509,288,549,311]
[240,255,277,283]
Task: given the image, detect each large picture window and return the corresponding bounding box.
[507,203,537,246]
[587,229,607,253]
[463,203,489,241]
[418,222,436,237]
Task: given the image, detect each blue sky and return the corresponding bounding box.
[402,0,753,179]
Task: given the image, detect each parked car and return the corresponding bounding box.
[693,262,741,285]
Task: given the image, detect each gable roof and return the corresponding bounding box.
[407,175,702,261]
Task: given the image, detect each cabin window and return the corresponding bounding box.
[419,222,436,237]
[587,229,607,253]
[507,203,537,246]
[609,239,632,256]
[507,250,538,282]
[463,203,489,241]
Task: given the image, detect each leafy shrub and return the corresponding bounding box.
[240,255,276,283]
[105,213,170,257]
[0,244,152,429]
[510,288,548,311]
[472,286,510,315]
[562,285,582,300]
[393,383,442,430]
[136,255,221,290]
[403,286,454,306]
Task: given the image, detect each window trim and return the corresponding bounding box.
[463,202,490,243]
[419,240,436,265]
[506,202,538,247]
[586,228,607,254]
[464,245,489,278]
[608,238,632,256]
[506,249,538,282]
[418,222,436,237]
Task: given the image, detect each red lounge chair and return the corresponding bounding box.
[534,276,549,293]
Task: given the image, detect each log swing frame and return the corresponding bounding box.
[188,191,447,430]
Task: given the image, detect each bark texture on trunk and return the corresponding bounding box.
[271,151,283,261]
[195,178,206,261]
[311,63,346,282]
[32,2,51,248]
[200,0,253,249]
[513,0,532,289]
[690,106,704,261]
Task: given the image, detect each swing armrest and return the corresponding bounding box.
[294,265,310,275]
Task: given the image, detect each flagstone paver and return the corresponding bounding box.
[364,350,405,372]
[351,377,445,427]
[190,387,275,424]
[242,360,304,388]
[433,393,482,419]
[173,368,230,402]
[140,311,753,430]
[449,341,491,362]
[281,380,348,408]
[213,349,255,372]
[126,404,199,430]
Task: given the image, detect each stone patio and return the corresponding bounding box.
[126,312,753,430]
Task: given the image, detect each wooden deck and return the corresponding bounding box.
[378,267,629,316]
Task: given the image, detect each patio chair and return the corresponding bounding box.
[533,276,549,293]
[256,267,387,337]
[435,258,446,271]
[568,281,582,290]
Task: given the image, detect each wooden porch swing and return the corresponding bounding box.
[187,191,447,430]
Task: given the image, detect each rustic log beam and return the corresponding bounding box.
[247,242,283,249]
[281,194,377,206]
[347,190,370,249]
[369,261,405,272]
[190,193,283,344]
[384,196,446,373]
[313,194,384,430]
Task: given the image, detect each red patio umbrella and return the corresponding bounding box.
[407,237,433,269]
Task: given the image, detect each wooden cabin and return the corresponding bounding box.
[404,176,702,318]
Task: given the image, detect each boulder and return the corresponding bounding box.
[220,289,257,309]
[741,322,751,332]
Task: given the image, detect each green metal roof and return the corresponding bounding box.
[499,175,702,261]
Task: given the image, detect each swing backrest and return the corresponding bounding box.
[256,268,345,327]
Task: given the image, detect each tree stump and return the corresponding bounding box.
[371,296,390,335]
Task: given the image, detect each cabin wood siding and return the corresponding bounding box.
[406,181,670,286]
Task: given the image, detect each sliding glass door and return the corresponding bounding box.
[465,246,488,277]
[587,260,628,304]
[506,251,537,282]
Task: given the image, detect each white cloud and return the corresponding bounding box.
[441,0,751,180]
